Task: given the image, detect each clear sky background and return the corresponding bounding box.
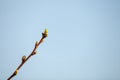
[0,0,120,80]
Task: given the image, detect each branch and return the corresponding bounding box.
[7,29,48,80]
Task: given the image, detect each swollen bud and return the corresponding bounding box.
[22,55,26,62]
[14,69,18,75]
[42,29,48,38]
[35,41,39,47]
[44,29,48,35]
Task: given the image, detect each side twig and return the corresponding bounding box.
[7,29,48,80]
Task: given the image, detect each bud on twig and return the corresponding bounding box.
[32,51,37,55]
[22,55,26,62]
[35,41,39,47]
[34,51,37,54]
[14,70,18,75]
[7,29,48,80]
[42,29,48,38]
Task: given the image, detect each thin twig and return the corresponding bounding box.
[7,29,48,80]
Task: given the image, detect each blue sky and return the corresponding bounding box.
[0,0,120,80]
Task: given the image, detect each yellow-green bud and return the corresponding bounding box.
[42,29,48,38]
[44,29,48,34]
[14,70,18,75]
[44,29,48,37]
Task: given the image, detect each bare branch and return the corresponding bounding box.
[7,29,48,80]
